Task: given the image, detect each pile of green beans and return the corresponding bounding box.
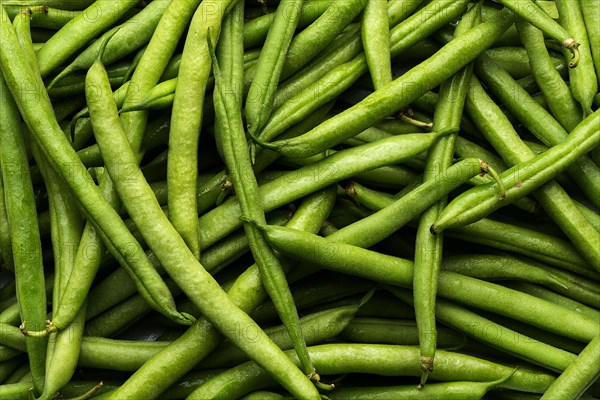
[0,0,598,399]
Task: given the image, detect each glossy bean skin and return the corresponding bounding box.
[362,0,391,90]
[540,334,600,400]
[245,0,304,135]
[190,344,556,399]
[257,0,472,148]
[494,0,580,64]
[341,318,465,349]
[212,25,321,380]
[327,378,510,400]
[348,182,596,278]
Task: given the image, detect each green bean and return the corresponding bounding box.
[168,0,236,260]
[475,53,600,209]
[107,188,336,399]
[3,5,79,30]
[503,282,600,322]
[540,334,600,399]
[282,0,366,80]
[243,0,331,49]
[199,130,460,247]
[190,344,556,398]
[35,0,140,77]
[253,225,600,342]
[484,46,566,79]
[441,254,566,288]
[362,0,390,90]
[432,111,600,272]
[495,0,580,65]
[328,376,513,400]
[412,3,479,384]
[252,273,372,323]
[199,297,369,369]
[517,20,583,131]
[48,0,170,88]
[390,287,577,373]
[555,0,598,115]
[254,6,512,158]
[246,0,304,135]
[341,317,466,348]
[0,74,47,394]
[0,175,11,270]
[212,36,321,383]
[257,0,471,148]
[581,0,600,87]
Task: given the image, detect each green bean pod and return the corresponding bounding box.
[516,20,583,131]
[189,344,556,399]
[475,53,600,209]
[168,0,236,260]
[258,0,471,146]
[362,0,391,90]
[412,3,479,384]
[540,334,600,399]
[254,6,512,158]
[580,0,600,87]
[212,35,320,382]
[199,298,368,369]
[495,0,580,65]
[555,0,598,114]
[0,74,47,395]
[88,43,323,400]
[390,287,577,373]
[255,224,600,343]
[107,188,336,400]
[282,0,366,80]
[47,0,171,88]
[246,0,304,135]
[341,317,466,349]
[199,130,459,248]
[35,0,140,77]
[432,110,600,271]
[327,376,512,400]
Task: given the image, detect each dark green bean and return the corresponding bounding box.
[0,74,47,394]
[189,344,556,398]
[254,6,512,158]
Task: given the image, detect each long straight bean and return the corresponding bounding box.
[0,74,47,395]
[168,0,236,259]
[413,4,478,385]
